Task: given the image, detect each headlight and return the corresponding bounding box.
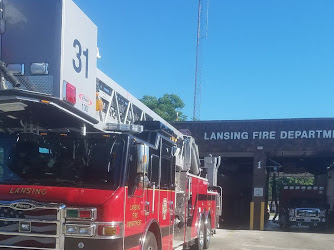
[30,62,49,75]
[320,210,326,217]
[289,209,295,216]
[65,224,95,237]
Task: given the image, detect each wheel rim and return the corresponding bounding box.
[206,224,211,244]
[199,223,204,247]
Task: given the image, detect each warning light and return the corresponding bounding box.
[30,63,49,75]
[66,209,79,218]
[96,92,103,111]
[98,224,122,236]
[65,208,96,221]
[101,226,117,236]
[64,82,76,105]
[79,210,92,219]
[96,99,103,111]
[142,155,147,164]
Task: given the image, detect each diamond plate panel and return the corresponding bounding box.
[5,76,54,95]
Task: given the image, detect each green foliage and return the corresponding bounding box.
[140,94,187,122]
[281,177,314,186]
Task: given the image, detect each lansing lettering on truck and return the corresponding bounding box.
[9,188,47,196]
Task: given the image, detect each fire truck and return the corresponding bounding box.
[0,0,222,249]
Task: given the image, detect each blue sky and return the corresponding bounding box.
[74,0,334,121]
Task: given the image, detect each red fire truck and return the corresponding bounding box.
[0,1,222,249]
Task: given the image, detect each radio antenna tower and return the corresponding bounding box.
[193,0,209,121]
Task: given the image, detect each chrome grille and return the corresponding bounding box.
[297,209,319,217]
[0,221,57,235]
[0,235,56,249]
[0,200,65,250]
[0,207,57,221]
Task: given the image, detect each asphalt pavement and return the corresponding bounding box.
[209,221,334,250]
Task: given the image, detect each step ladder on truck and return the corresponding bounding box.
[0,1,222,250]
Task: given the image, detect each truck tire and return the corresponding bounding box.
[204,219,211,249]
[279,222,290,231]
[192,219,205,250]
[143,231,158,250]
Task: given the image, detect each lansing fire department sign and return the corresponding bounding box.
[173,118,334,154]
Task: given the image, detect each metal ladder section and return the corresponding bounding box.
[95,69,183,139]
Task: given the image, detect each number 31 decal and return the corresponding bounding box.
[73,39,89,79]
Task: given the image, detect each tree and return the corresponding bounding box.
[140,94,187,122]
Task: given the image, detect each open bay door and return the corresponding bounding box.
[0,0,98,130]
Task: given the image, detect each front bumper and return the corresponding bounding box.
[289,217,326,226]
[65,237,123,250]
[0,200,130,250]
[0,200,65,249]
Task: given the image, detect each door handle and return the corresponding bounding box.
[152,182,156,213]
[144,201,150,216]
[169,201,174,211]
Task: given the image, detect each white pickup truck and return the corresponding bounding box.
[279,186,328,229]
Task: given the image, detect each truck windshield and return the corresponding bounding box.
[0,133,126,190]
[290,198,325,208]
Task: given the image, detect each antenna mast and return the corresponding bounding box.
[193,0,209,121]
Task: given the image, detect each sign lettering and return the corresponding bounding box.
[127,220,142,227]
[204,130,334,141]
[9,187,47,196]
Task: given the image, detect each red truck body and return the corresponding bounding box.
[0,130,220,250]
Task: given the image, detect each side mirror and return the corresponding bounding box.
[136,144,149,174]
[135,174,149,189]
[129,144,149,196]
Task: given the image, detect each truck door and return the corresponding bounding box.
[125,143,147,249]
[145,140,174,249]
[145,148,160,236]
[159,142,174,250]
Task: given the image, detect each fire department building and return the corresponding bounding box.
[173,118,334,230]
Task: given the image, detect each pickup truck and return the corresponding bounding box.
[279,186,328,229]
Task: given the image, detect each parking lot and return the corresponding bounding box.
[210,222,334,250]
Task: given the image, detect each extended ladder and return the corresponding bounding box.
[96,69,183,139]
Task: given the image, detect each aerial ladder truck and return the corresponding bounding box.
[0,1,222,250]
